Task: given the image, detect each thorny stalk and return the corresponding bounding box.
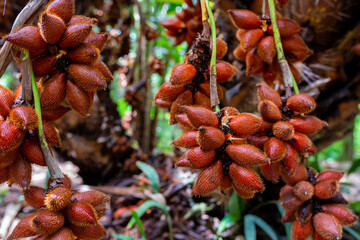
[23,49,64,180]
[267,0,299,96]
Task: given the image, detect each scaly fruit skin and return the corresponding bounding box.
[45,186,72,211]
[0,85,15,117]
[192,160,223,196]
[39,12,66,44]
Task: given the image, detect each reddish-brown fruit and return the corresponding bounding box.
[185,146,215,169]
[65,201,99,226]
[264,137,287,162]
[84,32,109,51]
[226,144,269,166]
[182,106,218,128]
[57,23,92,48]
[32,209,65,235]
[7,213,37,239]
[282,209,296,223]
[174,114,194,130]
[233,45,247,61]
[220,175,232,192]
[0,85,14,117]
[228,9,261,29]
[69,223,107,240]
[169,90,193,124]
[293,181,314,201]
[283,143,299,175]
[66,80,92,117]
[246,48,265,76]
[9,106,38,131]
[172,131,198,149]
[160,18,186,30]
[198,83,223,100]
[93,60,113,82]
[314,180,339,199]
[68,44,100,64]
[268,18,302,38]
[287,93,316,114]
[44,227,77,240]
[241,28,265,52]
[282,35,312,62]
[32,55,56,78]
[313,231,328,240]
[3,26,47,56]
[0,149,18,168]
[229,163,264,192]
[42,121,61,148]
[197,126,225,151]
[262,63,277,85]
[258,99,282,122]
[47,175,72,189]
[232,183,256,199]
[0,119,25,153]
[313,213,342,240]
[9,155,32,188]
[289,116,328,135]
[21,140,46,166]
[260,162,280,183]
[210,38,228,59]
[245,135,269,149]
[256,83,282,107]
[68,64,106,91]
[42,106,70,121]
[291,220,313,240]
[291,132,316,153]
[23,186,46,209]
[154,98,171,109]
[272,121,295,141]
[155,83,185,102]
[46,0,74,23]
[236,28,246,41]
[68,15,98,25]
[215,61,237,82]
[257,118,274,134]
[321,204,358,226]
[277,0,290,9]
[257,36,276,63]
[229,113,262,136]
[316,171,345,183]
[193,91,211,109]
[192,160,223,196]
[71,190,110,208]
[281,163,308,186]
[39,12,66,44]
[40,72,66,109]
[0,168,9,184]
[279,185,305,210]
[169,64,197,85]
[45,186,72,211]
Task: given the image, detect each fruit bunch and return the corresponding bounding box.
[3,0,113,117]
[160,0,202,46]
[0,85,62,188]
[8,175,110,240]
[280,167,358,240]
[172,105,272,198]
[154,37,237,124]
[245,83,327,182]
[228,9,312,85]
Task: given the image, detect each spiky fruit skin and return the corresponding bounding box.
[226,144,269,166]
[9,155,32,188]
[293,181,314,201]
[24,186,46,209]
[32,209,65,235]
[182,106,218,128]
[40,72,66,109]
[192,160,223,196]
[39,12,66,44]
[197,126,225,150]
[229,113,261,136]
[46,0,75,23]
[228,9,261,29]
[264,137,287,162]
[321,204,358,226]
[68,64,106,91]
[0,85,15,117]
[45,186,72,211]
[286,94,316,114]
[64,201,99,227]
[57,23,93,48]
[66,80,92,117]
[272,121,294,141]
[169,64,197,85]
[291,220,313,240]
[7,213,38,239]
[313,213,342,240]
[0,119,26,154]
[9,106,39,131]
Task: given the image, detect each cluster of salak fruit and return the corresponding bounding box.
[160,0,202,46]
[7,175,110,240]
[3,0,113,117]
[0,0,112,239]
[228,9,312,85]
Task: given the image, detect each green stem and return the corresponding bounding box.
[267,0,299,95]
[23,49,64,180]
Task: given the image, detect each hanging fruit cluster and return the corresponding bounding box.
[154,37,237,124]
[0,85,61,188]
[3,0,113,117]
[8,175,110,240]
[160,0,203,46]
[246,83,328,182]
[280,168,358,240]
[228,9,312,85]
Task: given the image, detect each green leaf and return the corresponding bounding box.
[348,158,360,175]
[244,214,277,240]
[113,234,135,240]
[127,200,169,228]
[228,192,244,222]
[136,161,161,193]
[276,203,292,240]
[131,210,147,240]
[156,0,183,5]
[350,201,360,211]
[343,227,360,240]
[214,215,235,239]
[184,202,214,219]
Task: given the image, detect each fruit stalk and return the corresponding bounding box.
[23,49,64,180]
[267,0,299,95]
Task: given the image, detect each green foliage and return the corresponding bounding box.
[131,210,147,240]
[136,161,161,193]
[229,192,244,222]
[244,214,278,240]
